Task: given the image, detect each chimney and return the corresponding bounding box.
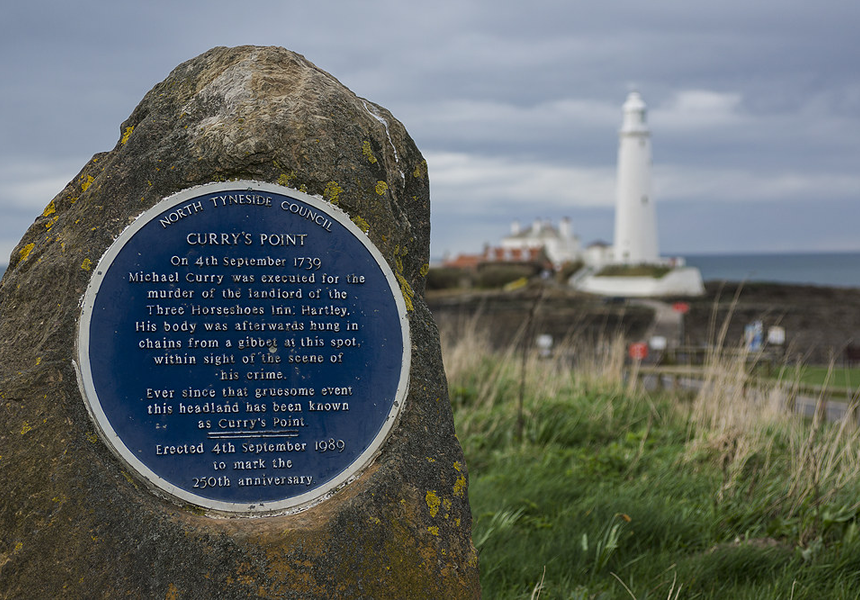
[560,217,571,238]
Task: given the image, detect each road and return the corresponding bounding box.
[630,298,683,350]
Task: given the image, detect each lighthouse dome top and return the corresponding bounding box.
[623,90,646,110]
[621,91,648,134]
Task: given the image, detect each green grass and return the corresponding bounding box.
[771,365,860,390]
[444,330,860,599]
[594,264,672,278]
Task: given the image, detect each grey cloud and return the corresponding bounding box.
[0,0,858,262]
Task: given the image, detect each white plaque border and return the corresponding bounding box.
[75,181,411,516]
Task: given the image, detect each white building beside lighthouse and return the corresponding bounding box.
[613,91,659,264]
[576,91,704,297]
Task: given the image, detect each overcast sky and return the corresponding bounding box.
[2,0,858,264]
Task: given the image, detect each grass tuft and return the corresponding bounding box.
[443,314,860,599]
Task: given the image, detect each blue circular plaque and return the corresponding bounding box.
[76,181,410,515]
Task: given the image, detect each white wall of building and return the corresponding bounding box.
[578,267,705,297]
[501,218,580,269]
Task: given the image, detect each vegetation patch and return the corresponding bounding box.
[426,267,468,291]
[769,365,860,389]
[443,320,860,599]
[596,264,672,278]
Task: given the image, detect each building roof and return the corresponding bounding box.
[442,254,483,270]
[504,223,562,242]
[442,246,546,270]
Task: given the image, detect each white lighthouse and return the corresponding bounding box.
[575,90,704,297]
[612,91,659,264]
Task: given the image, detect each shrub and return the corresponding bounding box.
[426,267,470,290]
[475,265,536,289]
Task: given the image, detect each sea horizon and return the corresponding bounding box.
[681,250,860,289]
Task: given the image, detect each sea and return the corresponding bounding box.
[683,252,860,289]
[0,251,858,288]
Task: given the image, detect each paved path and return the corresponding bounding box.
[631,298,683,349]
[636,369,857,424]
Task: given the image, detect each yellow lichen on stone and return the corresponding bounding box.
[86,431,98,443]
[391,245,415,310]
[453,475,467,498]
[413,160,427,178]
[19,243,35,262]
[45,215,59,230]
[165,582,180,600]
[14,542,23,554]
[395,272,415,312]
[324,181,343,205]
[468,547,479,568]
[42,200,56,217]
[420,263,430,277]
[362,140,378,164]
[425,490,441,517]
[120,125,134,145]
[375,180,388,195]
[277,172,296,187]
[81,258,92,271]
[20,422,32,435]
[35,357,42,366]
[351,215,370,232]
[428,526,439,536]
[81,175,94,191]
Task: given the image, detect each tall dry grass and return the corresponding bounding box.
[682,303,860,538]
[439,312,629,405]
[442,305,860,541]
[442,296,860,597]
[439,310,635,449]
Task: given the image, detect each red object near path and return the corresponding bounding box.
[628,342,648,361]
[672,302,690,314]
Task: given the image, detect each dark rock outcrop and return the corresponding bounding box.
[0,46,479,599]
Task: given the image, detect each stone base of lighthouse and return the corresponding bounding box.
[575,266,705,297]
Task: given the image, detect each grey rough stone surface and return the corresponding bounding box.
[0,46,480,599]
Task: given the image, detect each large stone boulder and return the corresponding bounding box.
[0,46,479,599]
